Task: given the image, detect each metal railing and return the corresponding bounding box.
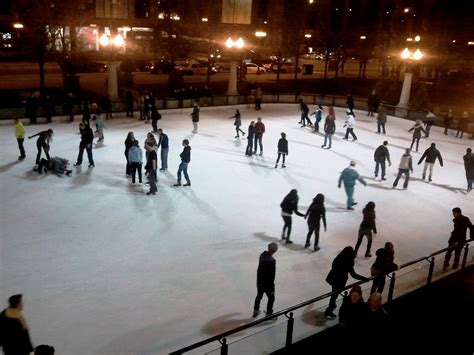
[170,240,472,354]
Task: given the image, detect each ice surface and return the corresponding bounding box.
[0,104,472,354]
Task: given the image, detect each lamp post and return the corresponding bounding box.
[99,32,126,101]
[396,46,423,117]
[225,37,244,104]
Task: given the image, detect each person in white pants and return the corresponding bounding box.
[418,143,443,182]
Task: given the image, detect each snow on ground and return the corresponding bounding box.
[0,104,472,354]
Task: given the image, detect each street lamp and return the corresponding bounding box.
[396,47,423,116]
[99,31,126,101]
[225,37,245,102]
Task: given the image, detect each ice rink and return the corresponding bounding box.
[1,103,472,354]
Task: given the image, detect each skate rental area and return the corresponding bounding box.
[1,104,472,354]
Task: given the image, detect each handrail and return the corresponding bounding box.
[170,239,473,354]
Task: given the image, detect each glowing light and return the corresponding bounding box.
[225,37,233,48]
[404,8,409,13]
[360,35,366,39]
[452,40,456,43]
[113,34,124,47]
[304,33,312,38]
[13,23,23,29]
[236,37,244,48]
[401,48,410,59]
[468,41,474,45]
[406,38,413,42]
[414,35,420,42]
[255,31,267,37]
[201,18,208,22]
[99,34,109,46]
[413,49,423,60]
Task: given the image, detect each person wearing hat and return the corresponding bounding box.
[190,102,200,133]
[408,120,426,152]
[343,110,358,141]
[253,242,279,318]
[338,161,367,210]
[443,109,453,135]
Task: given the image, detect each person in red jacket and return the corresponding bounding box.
[254,117,265,156]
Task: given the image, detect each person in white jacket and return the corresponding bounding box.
[343,110,358,141]
[392,149,413,189]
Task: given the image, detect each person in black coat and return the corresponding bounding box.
[252,242,278,318]
[0,294,34,355]
[338,285,366,342]
[173,139,191,186]
[246,121,256,156]
[274,132,288,168]
[304,193,327,251]
[355,201,377,257]
[124,131,135,175]
[28,129,53,165]
[321,115,336,149]
[374,141,391,180]
[125,90,134,117]
[370,242,398,294]
[280,189,304,244]
[190,102,200,133]
[150,106,161,133]
[324,246,368,319]
[74,123,94,167]
[298,99,312,127]
[418,143,443,182]
[464,148,474,191]
[346,93,354,113]
[443,207,473,271]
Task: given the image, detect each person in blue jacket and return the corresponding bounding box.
[338,161,367,210]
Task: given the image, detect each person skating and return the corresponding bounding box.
[376,106,387,134]
[252,242,278,318]
[254,117,265,155]
[324,246,368,319]
[374,141,391,181]
[13,118,26,160]
[354,201,377,257]
[346,93,354,113]
[370,242,398,295]
[82,99,91,126]
[173,139,191,187]
[28,129,53,165]
[304,193,327,251]
[321,114,336,149]
[36,157,72,176]
[443,207,473,271]
[124,131,135,176]
[343,110,358,141]
[190,102,199,133]
[463,148,474,191]
[424,109,436,138]
[408,120,426,152]
[392,148,413,189]
[128,140,143,184]
[443,109,453,135]
[157,128,169,171]
[229,109,245,138]
[280,189,304,243]
[145,142,157,195]
[246,121,256,156]
[456,111,469,138]
[310,105,323,133]
[274,132,288,168]
[338,161,367,210]
[151,106,161,133]
[0,294,34,355]
[93,111,105,143]
[418,143,443,182]
[298,99,312,127]
[367,90,379,117]
[255,87,262,111]
[74,123,94,167]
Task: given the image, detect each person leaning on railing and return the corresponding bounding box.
[443,207,473,271]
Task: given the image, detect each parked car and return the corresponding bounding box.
[63,58,107,74]
[244,63,266,74]
[120,59,154,73]
[214,62,230,73]
[272,62,302,73]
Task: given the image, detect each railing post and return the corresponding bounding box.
[285,312,294,349]
[387,272,396,303]
[427,257,435,285]
[462,244,469,269]
[219,337,228,355]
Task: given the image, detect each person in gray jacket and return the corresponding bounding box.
[393,149,413,189]
[128,140,143,184]
[376,106,387,134]
[374,141,391,180]
[418,143,443,182]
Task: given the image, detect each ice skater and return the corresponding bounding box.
[338,161,366,210]
[254,117,265,155]
[463,148,474,191]
[229,109,245,138]
[354,201,377,257]
[346,93,354,113]
[74,123,94,167]
[443,109,453,135]
[255,87,262,111]
[456,111,469,138]
[343,110,358,141]
[124,131,135,176]
[321,114,336,149]
[246,121,256,156]
[28,128,53,165]
[13,118,26,160]
[157,128,169,171]
[274,132,288,168]
[151,106,162,133]
[424,109,436,138]
[36,156,72,176]
[374,141,391,181]
[128,140,143,184]
[324,246,368,319]
[190,102,199,133]
[173,139,191,187]
[418,143,443,182]
[252,242,278,318]
[304,193,327,251]
[408,120,425,152]
[392,148,413,189]
[310,105,323,133]
[298,99,312,127]
[92,111,105,143]
[376,106,387,134]
[442,207,473,271]
[145,143,157,195]
[280,189,304,244]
